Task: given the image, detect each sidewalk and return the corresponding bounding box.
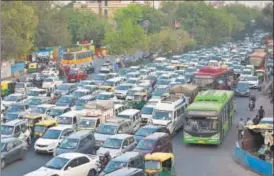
[256,93,273,117]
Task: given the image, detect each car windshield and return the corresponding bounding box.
[127,79,137,84]
[104,161,127,174]
[237,83,249,89]
[75,99,89,106]
[119,69,128,76]
[7,105,24,112]
[116,85,130,91]
[57,84,70,90]
[31,106,47,114]
[78,119,96,128]
[73,91,86,98]
[78,81,90,86]
[185,117,219,132]
[45,157,70,170]
[153,110,172,120]
[6,113,19,121]
[96,94,111,100]
[58,96,73,103]
[27,90,40,96]
[44,78,54,82]
[28,98,41,106]
[175,78,185,83]
[157,80,170,85]
[1,125,14,135]
[145,160,161,170]
[15,83,24,88]
[136,139,156,150]
[103,138,123,149]
[153,89,167,97]
[96,124,117,135]
[4,95,18,101]
[136,127,157,137]
[48,108,64,116]
[59,138,79,149]
[42,129,61,139]
[94,75,106,80]
[242,70,251,75]
[247,76,258,81]
[141,106,154,115]
[34,125,46,133]
[57,116,72,125]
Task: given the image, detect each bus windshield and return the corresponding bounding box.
[185,116,218,133]
[63,53,74,60]
[194,78,214,87]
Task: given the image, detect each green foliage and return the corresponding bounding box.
[64,8,108,45]
[148,28,191,53]
[103,19,148,55]
[261,3,273,32]
[26,1,72,48]
[1,1,38,60]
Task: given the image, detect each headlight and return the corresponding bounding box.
[210,133,220,139]
[184,132,191,138]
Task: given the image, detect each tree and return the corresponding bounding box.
[103,19,148,55]
[1,1,38,60]
[148,28,191,53]
[63,8,108,45]
[26,1,72,48]
[261,2,273,33]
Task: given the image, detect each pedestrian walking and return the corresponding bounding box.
[246,117,253,126]
[253,115,260,125]
[237,118,245,140]
[258,106,265,120]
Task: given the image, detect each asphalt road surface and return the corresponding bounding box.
[2,60,271,176]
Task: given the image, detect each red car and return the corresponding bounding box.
[67,69,88,83]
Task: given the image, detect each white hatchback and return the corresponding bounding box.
[34,126,74,154]
[24,153,99,176]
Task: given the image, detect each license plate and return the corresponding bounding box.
[198,140,204,144]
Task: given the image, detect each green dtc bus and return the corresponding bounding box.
[183,90,235,145]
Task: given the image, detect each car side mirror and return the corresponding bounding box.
[122,145,128,149]
[117,130,122,134]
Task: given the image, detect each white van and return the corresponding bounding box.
[116,109,141,133]
[152,95,188,135]
[57,111,83,131]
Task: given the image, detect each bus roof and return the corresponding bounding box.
[250,52,267,58]
[194,66,233,76]
[194,90,234,104]
[187,102,223,112]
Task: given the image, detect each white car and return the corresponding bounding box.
[42,76,63,90]
[34,126,74,154]
[97,134,136,158]
[1,93,27,108]
[42,68,59,77]
[246,76,259,89]
[24,153,99,176]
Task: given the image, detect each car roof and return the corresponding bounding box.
[37,104,55,108]
[3,119,25,126]
[51,106,69,110]
[57,152,87,160]
[144,132,167,140]
[1,137,19,143]
[67,130,91,139]
[99,92,113,95]
[48,126,72,131]
[118,109,140,116]
[109,134,132,140]
[112,152,141,162]
[9,93,24,96]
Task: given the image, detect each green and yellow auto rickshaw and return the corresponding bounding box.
[1,81,15,97]
[145,153,176,176]
[28,63,38,73]
[255,69,266,84]
[129,92,148,110]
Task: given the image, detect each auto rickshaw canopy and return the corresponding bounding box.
[35,119,58,127]
[145,152,174,162]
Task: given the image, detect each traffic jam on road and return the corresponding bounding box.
[1,30,273,176]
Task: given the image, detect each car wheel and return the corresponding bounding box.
[1,159,6,169]
[87,169,97,176]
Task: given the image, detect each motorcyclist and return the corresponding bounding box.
[19,127,32,147]
[249,94,256,110]
[99,152,111,170]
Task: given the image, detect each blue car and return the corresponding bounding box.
[55,95,76,107]
[235,81,250,97]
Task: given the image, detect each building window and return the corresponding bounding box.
[104,0,108,7]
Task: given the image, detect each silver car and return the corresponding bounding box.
[1,137,28,169]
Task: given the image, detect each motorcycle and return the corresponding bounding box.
[98,153,111,173]
[249,100,255,111]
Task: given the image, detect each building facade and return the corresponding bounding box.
[73,1,152,18]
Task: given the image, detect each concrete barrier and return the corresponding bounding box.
[233,142,273,176]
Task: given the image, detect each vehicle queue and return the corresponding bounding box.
[1,30,273,176]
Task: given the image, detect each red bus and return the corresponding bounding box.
[193,66,235,90]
